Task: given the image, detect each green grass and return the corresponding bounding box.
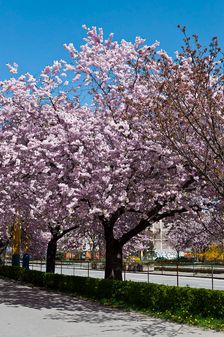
[97,297,224,331]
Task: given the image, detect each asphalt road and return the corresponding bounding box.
[29,263,224,291]
[1,278,224,337]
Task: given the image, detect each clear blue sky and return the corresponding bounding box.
[0,0,224,78]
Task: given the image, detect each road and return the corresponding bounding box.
[1,278,224,337]
[29,262,224,290]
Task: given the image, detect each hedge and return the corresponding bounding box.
[0,265,224,320]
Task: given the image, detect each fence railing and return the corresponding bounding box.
[4,259,224,290]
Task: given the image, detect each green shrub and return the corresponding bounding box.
[1,265,224,321]
[0,265,22,280]
[22,269,45,287]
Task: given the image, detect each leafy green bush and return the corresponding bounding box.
[22,269,45,287]
[1,265,224,320]
[0,265,22,280]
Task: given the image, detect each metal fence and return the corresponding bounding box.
[4,259,224,290]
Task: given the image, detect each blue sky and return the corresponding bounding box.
[0,0,224,78]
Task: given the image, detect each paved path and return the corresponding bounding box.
[0,278,223,337]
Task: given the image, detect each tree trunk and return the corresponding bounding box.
[46,238,57,273]
[105,238,123,280]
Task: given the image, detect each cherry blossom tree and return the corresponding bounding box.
[0,26,217,280]
[168,202,224,253]
[152,27,224,199]
[61,27,214,279]
[0,65,91,272]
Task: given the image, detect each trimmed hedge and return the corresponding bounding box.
[0,265,224,320]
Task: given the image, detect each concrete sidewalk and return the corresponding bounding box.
[0,278,223,337]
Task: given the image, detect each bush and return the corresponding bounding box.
[1,265,224,320]
[0,265,22,280]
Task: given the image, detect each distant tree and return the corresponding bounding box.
[153,27,224,199]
